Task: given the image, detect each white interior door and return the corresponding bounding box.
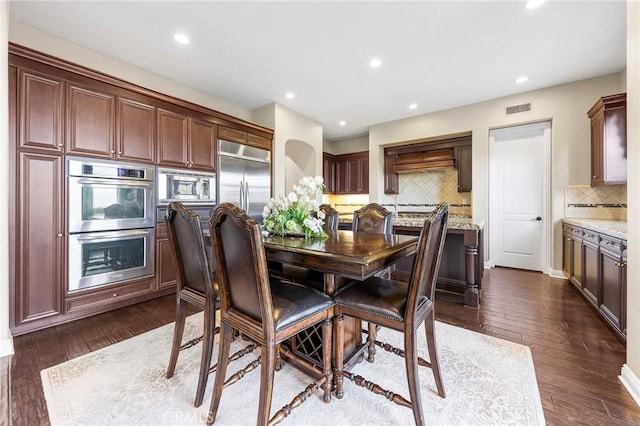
[490,121,550,272]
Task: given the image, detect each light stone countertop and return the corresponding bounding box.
[339,214,484,232]
[562,218,627,240]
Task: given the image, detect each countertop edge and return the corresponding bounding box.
[562,218,627,240]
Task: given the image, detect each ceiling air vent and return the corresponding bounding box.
[505,102,532,115]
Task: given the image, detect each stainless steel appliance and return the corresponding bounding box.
[156,167,215,205]
[67,157,155,292]
[68,228,154,291]
[67,157,155,233]
[218,139,271,223]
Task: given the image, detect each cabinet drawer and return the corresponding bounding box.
[566,225,583,239]
[65,278,155,313]
[582,230,599,245]
[600,234,624,255]
[156,222,168,239]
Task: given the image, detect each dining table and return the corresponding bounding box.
[263,230,419,374]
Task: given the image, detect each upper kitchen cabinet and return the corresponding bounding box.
[588,93,626,186]
[67,82,156,163]
[219,125,272,151]
[334,151,369,194]
[454,145,472,192]
[323,152,336,193]
[384,154,399,194]
[17,69,64,153]
[156,108,217,172]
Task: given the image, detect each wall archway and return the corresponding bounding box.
[284,139,316,191]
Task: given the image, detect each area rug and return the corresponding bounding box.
[41,313,545,425]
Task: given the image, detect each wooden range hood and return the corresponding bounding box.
[393,147,455,173]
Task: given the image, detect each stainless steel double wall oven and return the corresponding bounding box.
[67,157,155,292]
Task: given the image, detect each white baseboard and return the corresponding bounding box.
[0,336,14,358]
[548,269,566,279]
[620,364,640,407]
[484,261,492,269]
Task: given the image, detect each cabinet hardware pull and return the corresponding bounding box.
[57,233,63,237]
[57,144,63,147]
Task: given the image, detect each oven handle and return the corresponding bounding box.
[73,229,151,241]
[76,178,153,188]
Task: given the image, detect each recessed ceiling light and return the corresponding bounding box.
[285,92,295,99]
[525,0,545,9]
[409,103,418,110]
[174,33,189,45]
[515,76,528,84]
[339,121,346,126]
[370,58,382,68]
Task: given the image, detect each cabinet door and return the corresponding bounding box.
[155,222,177,291]
[599,236,624,331]
[157,108,189,167]
[323,153,335,193]
[359,157,369,193]
[590,111,605,186]
[66,83,115,158]
[189,117,216,172]
[384,155,399,194]
[247,133,271,150]
[347,158,360,193]
[455,145,472,192]
[18,69,64,152]
[14,152,64,327]
[335,158,349,193]
[570,235,583,289]
[582,233,599,306]
[562,227,572,278]
[116,97,155,163]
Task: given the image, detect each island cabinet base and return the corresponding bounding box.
[393,227,484,308]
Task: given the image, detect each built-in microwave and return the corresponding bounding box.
[157,168,216,205]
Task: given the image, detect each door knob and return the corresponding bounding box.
[531,216,542,221]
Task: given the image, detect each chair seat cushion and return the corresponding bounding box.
[270,279,335,332]
[333,277,409,322]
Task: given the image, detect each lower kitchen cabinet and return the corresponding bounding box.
[562,221,627,341]
[156,222,177,290]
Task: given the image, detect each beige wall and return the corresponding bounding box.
[254,103,323,197]
[369,73,623,274]
[325,135,368,155]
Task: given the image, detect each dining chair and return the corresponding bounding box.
[333,202,449,426]
[353,203,394,278]
[352,203,393,234]
[207,203,335,426]
[319,203,339,233]
[164,202,219,408]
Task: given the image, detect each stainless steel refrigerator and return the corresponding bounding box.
[217,139,271,223]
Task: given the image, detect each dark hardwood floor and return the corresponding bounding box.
[5,267,640,425]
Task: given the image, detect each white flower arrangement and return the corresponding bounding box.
[262,176,327,239]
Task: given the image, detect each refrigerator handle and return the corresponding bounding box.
[245,182,250,211]
[239,181,245,210]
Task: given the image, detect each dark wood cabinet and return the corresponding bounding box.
[155,223,177,290]
[219,125,271,151]
[384,154,399,194]
[562,221,626,341]
[599,234,626,334]
[588,93,626,186]
[582,230,599,305]
[66,83,115,157]
[455,145,472,192]
[157,109,217,172]
[334,151,369,194]
[17,69,64,153]
[13,152,65,330]
[116,96,156,163]
[323,152,336,193]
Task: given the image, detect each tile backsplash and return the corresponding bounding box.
[380,167,472,216]
[564,184,627,220]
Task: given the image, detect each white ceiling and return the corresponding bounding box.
[8,1,626,142]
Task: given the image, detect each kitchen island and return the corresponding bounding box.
[339,214,484,308]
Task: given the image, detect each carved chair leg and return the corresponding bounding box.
[275,343,283,371]
[166,298,187,379]
[425,312,445,398]
[367,322,377,363]
[194,302,216,407]
[258,344,277,426]
[321,317,333,403]
[207,322,234,426]
[405,326,425,426]
[334,313,345,399]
